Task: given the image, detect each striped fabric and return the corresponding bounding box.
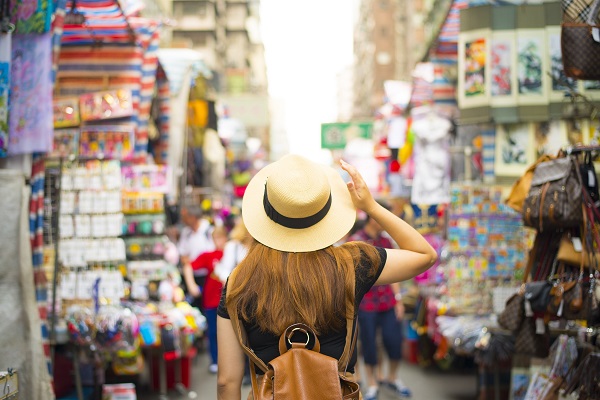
[57,5,162,160]
[29,155,51,375]
[56,44,143,156]
[51,0,67,84]
[429,0,469,114]
[130,17,161,161]
[62,0,134,46]
[155,64,170,164]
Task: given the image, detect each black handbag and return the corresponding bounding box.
[524,281,553,313]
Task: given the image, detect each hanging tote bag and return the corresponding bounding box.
[522,156,583,232]
[562,0,600,80]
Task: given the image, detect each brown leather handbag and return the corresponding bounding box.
[522,156,583,232]
[556,234,600,269]
[562,0,600,80]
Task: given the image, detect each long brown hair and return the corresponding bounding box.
[226,241,381,335]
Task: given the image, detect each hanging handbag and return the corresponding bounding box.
[556,233,600,269]
[524,281,553,314]
[505,154,554,214]
[522,156,583,232]
[561,0,600,80]
[498,292,525,332]
[498,242,550,357]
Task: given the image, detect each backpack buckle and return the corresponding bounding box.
[287,327,310,347]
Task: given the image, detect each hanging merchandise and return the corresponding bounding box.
[561,0,600,80]
[8,33,53,155]
[78,125,135,160]
[410,107,452,205]
[10,0,52,34]
[53,97,80,128]
[0,29,10,157]
[79,90,134,122]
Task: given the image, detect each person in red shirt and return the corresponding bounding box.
[191,226,228,374]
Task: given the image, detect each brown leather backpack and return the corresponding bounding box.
[227,273,360,399]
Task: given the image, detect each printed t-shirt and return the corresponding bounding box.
[217,246,387,373]
[191,250,224,309]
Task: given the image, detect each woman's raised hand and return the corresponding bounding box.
[340,160,377,214]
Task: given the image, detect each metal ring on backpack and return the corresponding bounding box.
[287,327,310,346]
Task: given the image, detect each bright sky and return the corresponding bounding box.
[260,0,355,161]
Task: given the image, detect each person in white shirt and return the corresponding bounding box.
[214,217,253,283]
[178,204,215,298]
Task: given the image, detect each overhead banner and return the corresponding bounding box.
[320,122,373,149]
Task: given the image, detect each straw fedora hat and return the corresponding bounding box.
[242,154,356,252]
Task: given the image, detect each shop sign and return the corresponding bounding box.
[320,122,373,149]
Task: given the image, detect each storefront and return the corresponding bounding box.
[363,1,600,399]
[0,0,222,398]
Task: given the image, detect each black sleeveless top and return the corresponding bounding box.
[216,246,387,372]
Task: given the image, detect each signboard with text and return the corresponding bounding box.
[320,122,373,149]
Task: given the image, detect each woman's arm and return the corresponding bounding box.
[217,316,246,399]
[340,160,437,284]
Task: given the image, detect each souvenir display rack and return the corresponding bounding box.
[43,156,203,400]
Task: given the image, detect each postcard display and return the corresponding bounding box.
[445,185,531,315]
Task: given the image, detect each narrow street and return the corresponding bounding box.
[137,349,478,400]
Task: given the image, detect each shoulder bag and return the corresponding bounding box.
[562,0,600,80]
[522,155,583,232]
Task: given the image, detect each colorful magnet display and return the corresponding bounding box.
[80,90,134,122]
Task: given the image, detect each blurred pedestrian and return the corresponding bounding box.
[216,155,436,399]
[348,201,411,400]
[178,204,215,302]
[190,226,229,374]
[214,217,253,284]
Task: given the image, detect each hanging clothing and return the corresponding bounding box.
[0,170,53,400]
[410,112,451,205]
[8,33,53,155]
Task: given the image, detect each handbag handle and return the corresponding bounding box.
[587,0,600,25]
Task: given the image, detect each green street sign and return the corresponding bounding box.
[320,122,373,149]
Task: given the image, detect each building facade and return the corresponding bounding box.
[351,0,452,119]
[169,0,270,152]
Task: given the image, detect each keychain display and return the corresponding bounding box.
[122,214,166,236]
[121,192,164,214]
[65,306,95,347]
[121,165,170,193]
[124,236,168,260]
[79,125,135,160]
[53,97,81,128]
[95,306,139,352]
[79,90,133,122]
[51,129,79,157]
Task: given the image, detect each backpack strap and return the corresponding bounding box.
[226,271,269,374]
[226,271,269,400]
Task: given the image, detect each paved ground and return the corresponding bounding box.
[136,349,478,400]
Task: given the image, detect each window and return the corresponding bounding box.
[174,31,208,47]
[181,1,207,16]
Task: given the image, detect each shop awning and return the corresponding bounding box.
[157,49,211,96]
[61,0,136,46]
